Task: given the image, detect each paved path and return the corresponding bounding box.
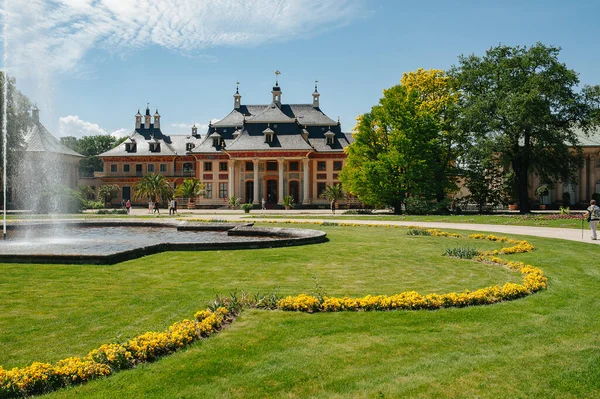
[124,208,600,245]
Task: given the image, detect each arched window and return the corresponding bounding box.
[595,180,600,196]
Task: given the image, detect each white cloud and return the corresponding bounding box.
[110,128,130,139]
[1,0,364,78]
[58,115,108,138]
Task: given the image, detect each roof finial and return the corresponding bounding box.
[275,70,281,85]
[236,81,240,94]
[314,79,319,92]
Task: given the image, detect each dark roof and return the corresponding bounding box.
[99,131,203,157]
[24,122,84,158]
[226,123,314,151]
[212,103,337,127]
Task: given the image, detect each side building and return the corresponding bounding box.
[97,80,353,207]
[13,106,84,211]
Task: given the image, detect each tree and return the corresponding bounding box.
[97,184,119,204]
[340,73,459,214]
[133,173,173,205]
[452,43,600,213]
[174,178,204,208]
[60,135,124,178]
[400,69,463,201]
[319,183,346,202]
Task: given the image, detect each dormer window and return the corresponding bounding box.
[186,142,195,151]
[124,138,136,153]
[325,130,335,145]
[263,127,275,143]
[149,142,160,152]
[212,132,222,147]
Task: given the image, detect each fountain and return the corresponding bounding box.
[0,220,327,264]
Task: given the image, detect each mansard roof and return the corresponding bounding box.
[99,131,203,157]
[24,122,84,158]
[225,123,314,152]
[212,103,337,127]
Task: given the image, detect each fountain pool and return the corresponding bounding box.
[0,220,326,264]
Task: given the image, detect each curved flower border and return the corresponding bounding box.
[0,226,547,398]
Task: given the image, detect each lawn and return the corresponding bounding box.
[1,224,598,398]
[246,213,587,229]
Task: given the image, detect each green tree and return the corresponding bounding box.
[133,174,173,205]
[174,178,204,206]
[340,81,453,214]
[452,42,600,213]
[97,184,119,204]
[60,135,124,178]
[319,183,346,202]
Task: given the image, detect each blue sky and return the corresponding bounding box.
[1,0,599,139]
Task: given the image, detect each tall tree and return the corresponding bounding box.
[401,69,462,201]
[340,70,460,213]
[341,84,445,213]
[452,43,600,213]
[133,173,173,205]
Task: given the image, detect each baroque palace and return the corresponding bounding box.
[96,78,352,207]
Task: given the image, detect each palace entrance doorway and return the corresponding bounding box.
[266,179,278,204]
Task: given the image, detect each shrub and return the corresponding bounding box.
[407,228,431,236]
[443,247,480,259]
[342,209,373,215]
[96,209,128,215]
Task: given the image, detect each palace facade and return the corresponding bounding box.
[97,80,352,207]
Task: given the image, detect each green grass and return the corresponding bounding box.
[1,224,599,398]
[247,213,587,229]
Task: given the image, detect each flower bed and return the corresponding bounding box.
[0,308,231,398]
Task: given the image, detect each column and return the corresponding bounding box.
[591,156,597,196]
[228,160,236,199]
[579,161,586,202]
[253,159,259,204]
[302,158,310,204]
[556,181,564,204]
[278,158,284,204]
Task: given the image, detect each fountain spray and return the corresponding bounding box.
[2,0,8,240]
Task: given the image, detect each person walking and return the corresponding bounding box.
[331,199,336,215]
[585,199,600,240]
[154,201,160,215]
[169,198,176,215]
[125,199,131,214]
[261,198,266,210]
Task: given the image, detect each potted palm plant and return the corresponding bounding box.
[133,173,174,211]
[535,184,550,210]
[98,184,119,208]
[228,196,241,209]
[282,195,294,210]
[241,203,254,213]
[319,183,346,212]
[175,178,204,209]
